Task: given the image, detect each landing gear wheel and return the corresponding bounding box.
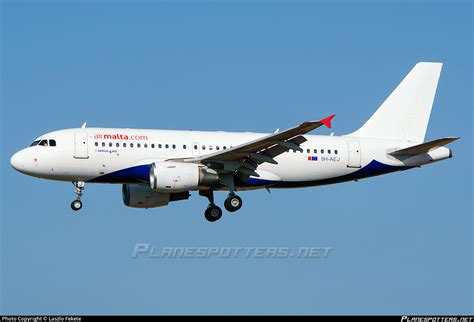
[224,195,242,212]
[71,199,83,211]
[205,205,223,222]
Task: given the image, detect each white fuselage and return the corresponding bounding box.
[8,63,455,217]
[10,127,422,190]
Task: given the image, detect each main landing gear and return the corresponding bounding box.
[224,193,242,212]
[199,189,222,222]
[199,189,243,222]
[205,206,223,222]
[71,181,85,211]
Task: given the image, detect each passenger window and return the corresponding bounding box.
[137,143,141,148]
[123,143,127,147]
[307,149,310,153]
[159,144,162,149]
[202,146,206,150]
[328,150,331,154]
[223,146,227,150]
[194,145,198,150]
[216,146,220,150]
[335,150,338,155]
[102,142,106,147]
[95,142,98,147]
[49,140,57,147]
[109,142,113,147]
[321,149,324,154]
[172,144,176,149]
[183,145,186,149]
[209,145,213,151]
[130,143,134,148]
[164,144,168,149]
[314,149,317,154]
[144,143,148,148]
[116,143,119,147]
[151,144,155,149]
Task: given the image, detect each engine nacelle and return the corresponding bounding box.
[150,161,219,192]
[122,184,189,209]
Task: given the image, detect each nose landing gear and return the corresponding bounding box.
[71,181,85,211]
[71,199,83,211]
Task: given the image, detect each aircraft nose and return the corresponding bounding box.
[10,150,25,171]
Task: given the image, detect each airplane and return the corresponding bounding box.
[10,62,459,222]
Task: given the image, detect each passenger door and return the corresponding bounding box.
[74,131,89,159]
[347,140,361,168]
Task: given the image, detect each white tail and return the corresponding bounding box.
[349,62,443,142]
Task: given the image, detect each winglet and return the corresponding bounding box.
[319,115,335,128]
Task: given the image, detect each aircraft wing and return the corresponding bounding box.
[181,115,335,170]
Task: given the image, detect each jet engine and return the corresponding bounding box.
[122,183,189,209]
[149,161,219,192]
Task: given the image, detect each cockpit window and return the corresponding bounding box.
[30,139,57,147]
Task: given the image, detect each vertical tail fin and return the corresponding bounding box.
[349,62,443,142]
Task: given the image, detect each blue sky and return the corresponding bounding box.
[1,0,472,315]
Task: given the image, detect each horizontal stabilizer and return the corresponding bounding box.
[389,137,459,156]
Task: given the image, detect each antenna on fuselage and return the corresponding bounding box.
[81,122,87,128]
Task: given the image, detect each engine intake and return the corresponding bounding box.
[150,161,219,192]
